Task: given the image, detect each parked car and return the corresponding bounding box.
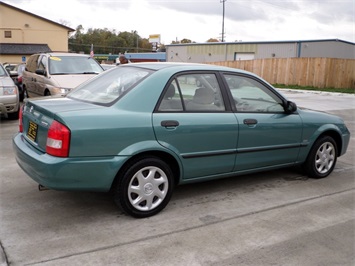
[13,63,350,218]
[0,63,20,119]
[22,53,104,97]
[3,63,18,76]
[101,63,117,70]
[13,63,26,101]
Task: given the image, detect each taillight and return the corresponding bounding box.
[19,106,23,132]
[46,121,70,157]
[18,76,22,83]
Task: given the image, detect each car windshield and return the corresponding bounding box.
[67,66,152,105]
[0,65,8,76]
[49,56,103,75]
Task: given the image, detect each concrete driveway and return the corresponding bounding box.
[1,90,354,266]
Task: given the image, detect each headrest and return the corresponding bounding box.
[193,88,214,104]
[165,84,176,98]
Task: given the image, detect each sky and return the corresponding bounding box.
[4,0,355,44]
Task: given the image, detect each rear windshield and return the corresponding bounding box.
[49,56,103,75]
[67,66,152,105]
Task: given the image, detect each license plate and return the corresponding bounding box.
[27,121,38,142]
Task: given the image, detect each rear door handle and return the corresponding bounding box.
[243,119,258,125]
[161,120,179,127]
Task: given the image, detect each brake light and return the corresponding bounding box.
[17,76,22,83]
[46,121,70,157]
[19,106,23,132]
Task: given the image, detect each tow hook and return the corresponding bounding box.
[38,184,49,191]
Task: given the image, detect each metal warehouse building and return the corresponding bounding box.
[166,39,354,63]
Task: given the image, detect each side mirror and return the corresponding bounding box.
[35,69,46,76]
[285,101,297,114]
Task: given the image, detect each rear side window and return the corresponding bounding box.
[158,73,225,112]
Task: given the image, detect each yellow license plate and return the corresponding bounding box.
[27,121,38,142]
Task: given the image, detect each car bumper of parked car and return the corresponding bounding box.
[13,133,127,192]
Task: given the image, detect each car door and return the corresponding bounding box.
[222,73,303,171]
[152,72,239,180]
[23,54,40,96]
[34,55,49,96]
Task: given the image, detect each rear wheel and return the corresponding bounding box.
[113,156,174,218]
[304,136,337,178]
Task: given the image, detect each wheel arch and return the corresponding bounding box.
[44,88,51,96]
[298,126,344,164]
[315,129,343,157]
[110,150,181,191]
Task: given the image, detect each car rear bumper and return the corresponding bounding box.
[13,133,128,192]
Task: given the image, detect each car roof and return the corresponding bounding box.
[38,52,93,57]
[123,62,255,76]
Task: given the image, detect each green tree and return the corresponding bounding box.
[180,38,192,43]
[69,26,153,54]
[206,38,220,42]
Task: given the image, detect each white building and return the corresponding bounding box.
[166,39,355,63]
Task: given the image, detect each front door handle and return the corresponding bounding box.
[161,120,179,127]
[243,119,258,125]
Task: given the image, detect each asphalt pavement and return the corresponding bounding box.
[0,89,354,266]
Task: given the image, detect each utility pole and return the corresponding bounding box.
[220,0,226,42]
[135,30,139,53]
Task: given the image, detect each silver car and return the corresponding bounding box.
[0,63,20,119]
[22,53,104,97]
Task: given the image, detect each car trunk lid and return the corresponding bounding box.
[22,97,100,153]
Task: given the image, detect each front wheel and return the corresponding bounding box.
[113,156,174,218]
[304,136,337,178]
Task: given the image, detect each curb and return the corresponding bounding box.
[276,88,355,97]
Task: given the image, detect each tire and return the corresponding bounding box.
[304,136,337,179]
[113,156,174,218]
[23,86,29,99]
[8,109,19,120]
[19,88,24,102]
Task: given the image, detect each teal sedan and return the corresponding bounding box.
[13,63,350,218]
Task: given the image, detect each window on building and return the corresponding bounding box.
[4,31,12,38]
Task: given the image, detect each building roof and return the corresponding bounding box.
[0,43,52,55]
[0,1,75,32]
[166,38,355,47]
[125,52,166,60]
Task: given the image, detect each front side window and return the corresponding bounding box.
[68,66,152,105]
[38,56,47,71]
[224,74,284,113]
[158,73,225,112]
